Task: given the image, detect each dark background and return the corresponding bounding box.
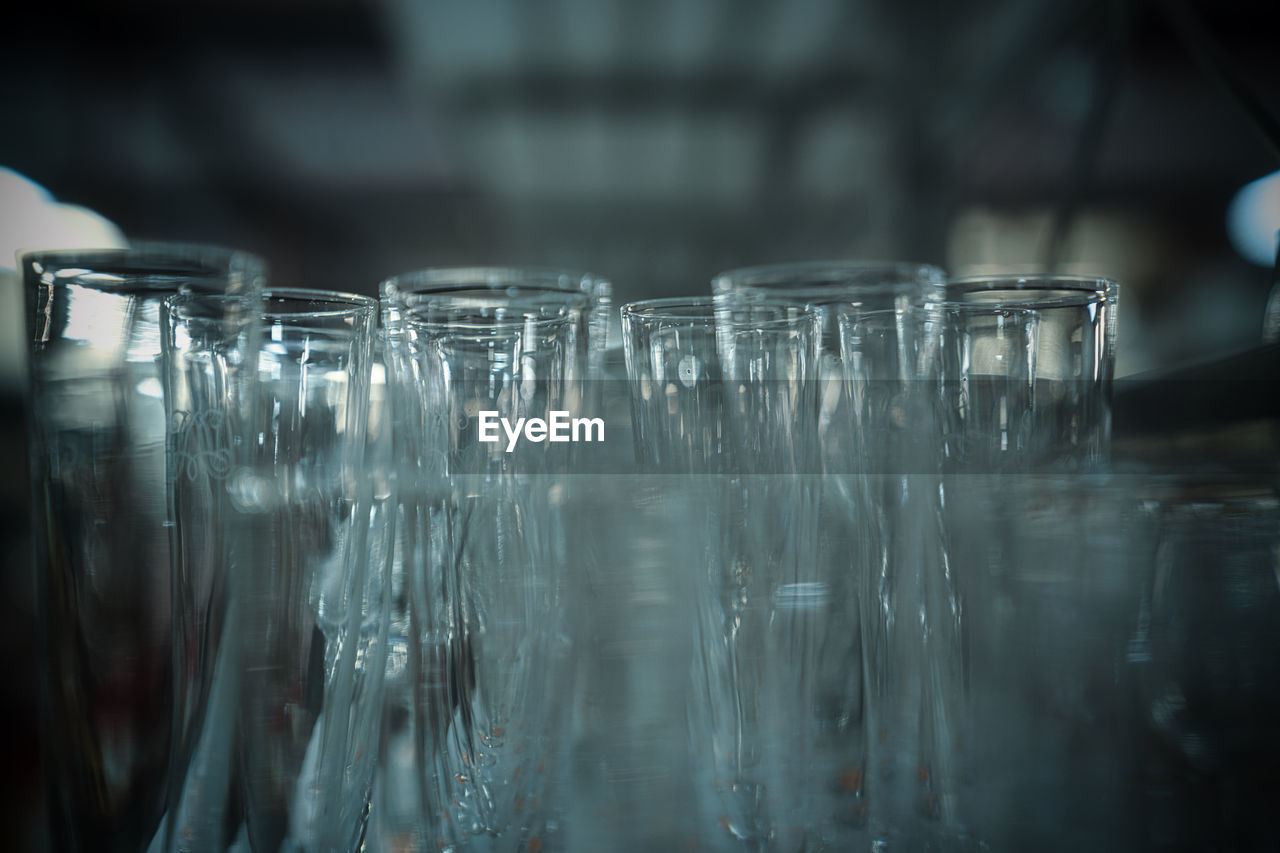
[3,0,1279,846]
[3,1,1278,344]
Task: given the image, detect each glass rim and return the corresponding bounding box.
[837,304,947,322]
[400,301,577,335]
[261,288,377,320]
[620,296,716,322]
[621,296,819,331]
[20,241,266,294]
[390,283,593,311]
[163,287,376,322]
[939,275,1118,310]
[713,260,947,293]
[381,265,610,297]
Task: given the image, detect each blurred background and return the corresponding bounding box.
[3,0,1279,368]
[2,0,1279,845]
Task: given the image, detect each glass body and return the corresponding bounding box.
[836,304,955,847]
[378,293,580,853]
[622,298,824,850]
[161,289,386,852]
[21,244,264,852]
[713,263,946,848]
[920,277,1120,848]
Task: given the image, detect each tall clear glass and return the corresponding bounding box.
[713,262,946,847]
[379,292,580,853]
[21,244,264,852]
[160,289,386,852]
[835,304,952,847]
[622,297,822,851]
[375,273,610,852]
[928,275,1122,848]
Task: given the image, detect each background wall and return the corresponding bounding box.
[3,0,1278,361]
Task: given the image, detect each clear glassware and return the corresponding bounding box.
[621,297,823,851]
[381,266,611,416]
[915,277,1120,849]
[622,299,729,475]
[712,261,945,465]
[160,288,386,852]
[835,304,954,848]
[379,292,580,853]
[20,243,264,852]
[713,262,946,847]
[713,260,944,309]
[936,275,1119,474]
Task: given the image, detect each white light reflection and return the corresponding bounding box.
[0,167,126,270]
[135,377,164,399]
[1228,170,1280,267]
[1,166,127,389]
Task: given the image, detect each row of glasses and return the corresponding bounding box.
[35,249,1280,853]
[28,244,1131,851]
[622,264,1119,850]
[26,248,613,852]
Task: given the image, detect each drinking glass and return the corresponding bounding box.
[621,297,822,851]
[835,304,956,847]
[380,292,579,852]
[713,262,946,845]
[160,289,386,852]
[927,275,1123,848]
[936,275,1118,474]
[21,244,264,852]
